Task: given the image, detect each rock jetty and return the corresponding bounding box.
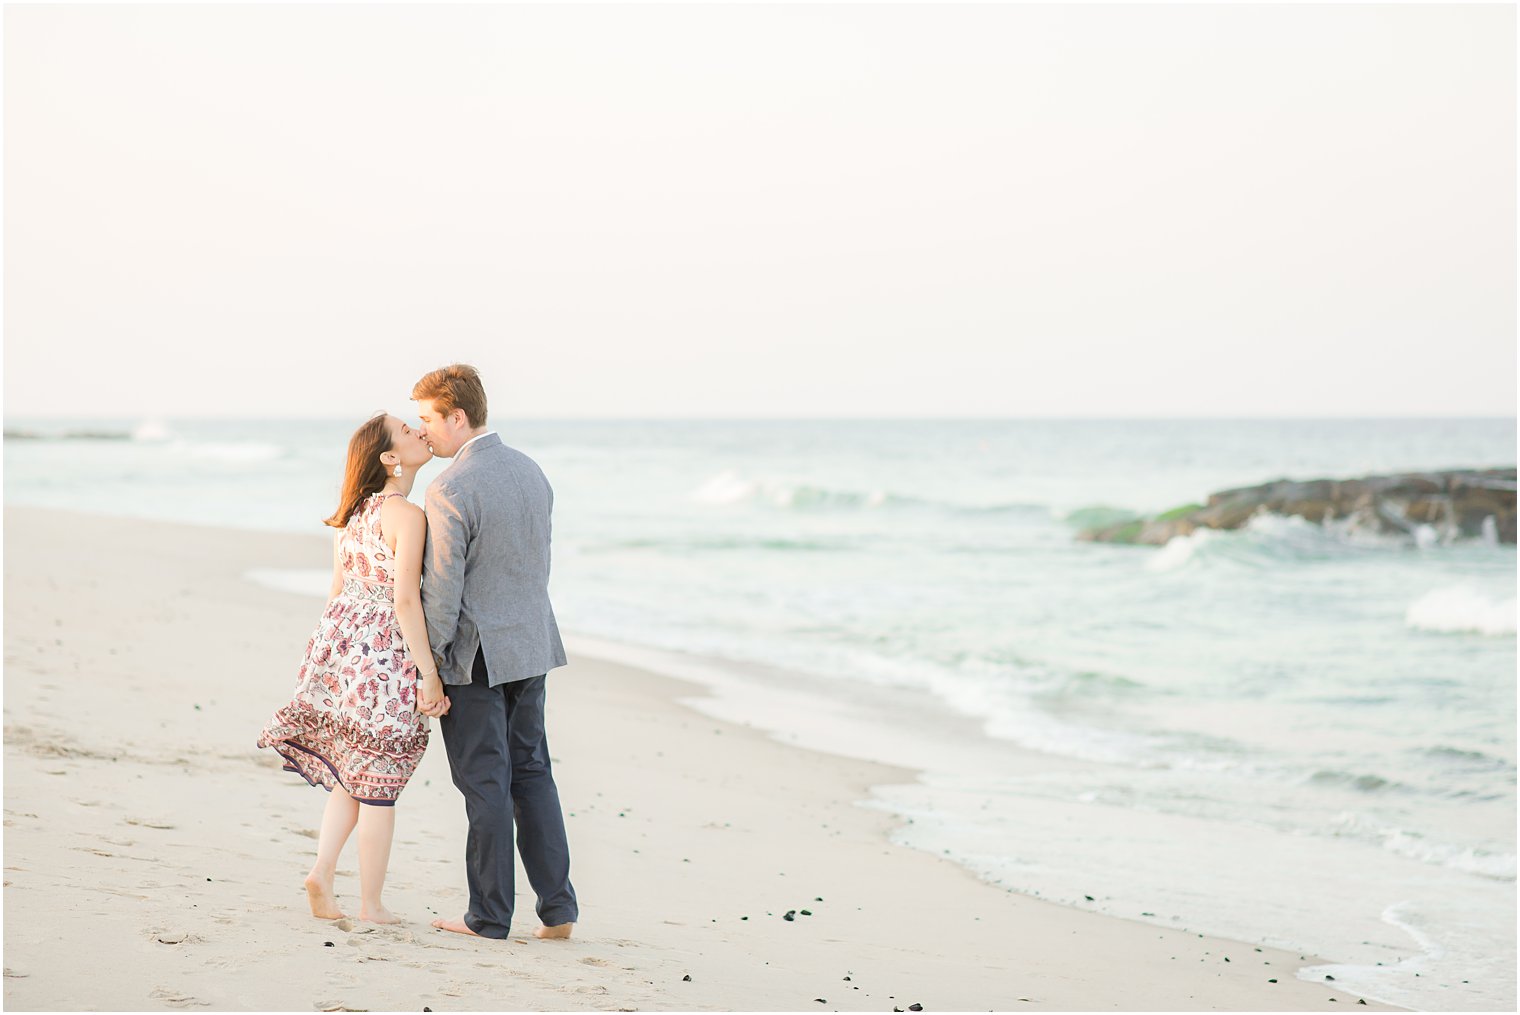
[1078,468,1517,546]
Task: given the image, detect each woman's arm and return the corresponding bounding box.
[328,530,344,600]
[387,500,449,717]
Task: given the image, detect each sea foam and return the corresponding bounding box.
[1405,586,1517,636]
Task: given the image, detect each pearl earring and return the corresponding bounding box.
[393,465,402,477]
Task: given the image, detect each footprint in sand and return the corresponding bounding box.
[580,957,612,967]
[149,988,210,1008]
[151,929,193,945]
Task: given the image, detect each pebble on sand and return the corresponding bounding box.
[783,910,796,921]
[682,975,692,982]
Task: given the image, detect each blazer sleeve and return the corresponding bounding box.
[421,478,470,671]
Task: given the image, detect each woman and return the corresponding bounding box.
[257,411,446,923]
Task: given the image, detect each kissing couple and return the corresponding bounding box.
[256,363,578,941]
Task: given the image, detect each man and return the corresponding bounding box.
[412,363,577,941]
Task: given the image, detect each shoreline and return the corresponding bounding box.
[2,506,1405,1010]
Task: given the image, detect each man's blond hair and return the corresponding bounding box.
[412,364,488,428]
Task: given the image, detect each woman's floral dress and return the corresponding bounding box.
[257,491,429,805]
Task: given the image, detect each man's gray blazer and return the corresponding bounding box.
[421,432,568,687]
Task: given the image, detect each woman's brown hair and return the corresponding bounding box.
[324,412,393,529]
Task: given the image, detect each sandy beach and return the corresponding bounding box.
[2,506,1404,1012]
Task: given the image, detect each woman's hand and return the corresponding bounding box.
[419,672,451,718]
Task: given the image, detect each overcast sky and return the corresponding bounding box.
[5,3,1515,419]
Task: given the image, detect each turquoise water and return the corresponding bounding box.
[5,416,1514,1009]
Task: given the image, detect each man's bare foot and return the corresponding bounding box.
[431,916,481,937]
[303,872,344,920]
[358,905,402,925]
[535,922,574,940]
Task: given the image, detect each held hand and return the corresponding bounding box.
[419,673,450,717]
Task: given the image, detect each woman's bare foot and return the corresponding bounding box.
[303,872,344,920]
[431,916,481,937]
[535,922,574,940]
[358,904,402,925]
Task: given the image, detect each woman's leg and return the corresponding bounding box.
[356,804,401,924]
[305,783,359,919]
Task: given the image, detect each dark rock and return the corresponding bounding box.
[682,975,691,982]
[783,910,796,921]
[324,941,335,948]
[1078,468,1517,545]
[801,909,812,916]
[909,1006,924,1011]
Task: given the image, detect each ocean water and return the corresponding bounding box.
[5,416,1515,1010]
